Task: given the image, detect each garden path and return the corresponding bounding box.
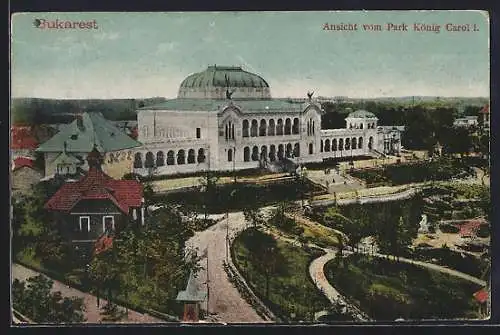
[185,211,265,323]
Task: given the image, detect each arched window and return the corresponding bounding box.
[251,119,258,137]
[332,138,337,151]
[268,119,275,136]
[228,149,233,162]
[277,144,284,160]
[242,120,249,138]
[259,119,267,136]
[231,123,235,139]
[145,152,155,168]
[352,137,357,150]
[360,123,364,129]
[368,136,374,150]
[292,118,299,134]
[345,138,350,150]
[197,148,206,163]
[325,139,331,152]
[156,151,165,166]
[269,145,276,161]
[285,143,292,158]
[244,146,250,162]
[312,121,315,135]
[188,149,196,164]
[225,124,229,140]
[277,119,284,136]
[358,137,363,149]
[320,139,324,152]
[294,143,300,157]
[260,146,268,161]
[167,150,175,165]
[284,118,292,135]
[309,143,314,155]
[251,146,259,161]
[338,138,344,151]
[177,150,186,165]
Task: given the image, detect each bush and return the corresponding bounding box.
[439,223,459,234]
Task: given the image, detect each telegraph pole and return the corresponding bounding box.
[205,249,210,314]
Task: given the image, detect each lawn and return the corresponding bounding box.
[324,254,483,321]
[232,229,332,322]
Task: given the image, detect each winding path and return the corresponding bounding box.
[186,211,264,323]
[344,250,486,286]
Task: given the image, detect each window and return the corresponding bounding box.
[103,216,115,233]
[228,149,233,162]
[79,216,90,232]
[196,128,201,139]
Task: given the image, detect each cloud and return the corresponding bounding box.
[155,42,177,55]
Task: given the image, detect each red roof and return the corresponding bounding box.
[473,289,488,304]
[93,234,114,255]
[44,167,143,214]
[479,104,489,114]
[459,220,482,237]
[11,126,39,150]
[13,157,35,171]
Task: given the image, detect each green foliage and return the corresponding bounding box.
[233,229,330,321]
[325,254,481,320]
[87,207,200,315]
[351,157,473,186]
[12,275,85,323]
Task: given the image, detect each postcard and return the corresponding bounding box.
[10,10,491,325]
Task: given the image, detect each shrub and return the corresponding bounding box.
[439,223,459,234]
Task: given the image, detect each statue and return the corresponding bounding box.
[418,214,429,234]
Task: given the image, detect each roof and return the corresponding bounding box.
[36,112,142,153]
[179,65,269,89]
[139,98,308,113]
[473,289,488,303]
[176,271,206,302]
[479,104,489,114]
[11,126,39,150]
[347,110,378,119]
[52,151,82,165]
[44,166,143,214]
[12,157,35,171]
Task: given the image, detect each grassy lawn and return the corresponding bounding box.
[232,229,331,322]
[324,254,482,321]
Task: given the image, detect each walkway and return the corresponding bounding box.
[343,250,486,287]
[308,250,371,321]
[12,263,165,324]
[185,211,264,323]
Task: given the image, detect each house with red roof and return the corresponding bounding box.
[44,146,144,244]
[11,126,39,159]
[478,104,490,131]
[11,157,44,198]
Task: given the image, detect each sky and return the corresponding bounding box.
[11,11,490,99]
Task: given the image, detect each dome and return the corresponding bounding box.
[180,65,269,89]
[177,65,271,99]
[347,110,377,119]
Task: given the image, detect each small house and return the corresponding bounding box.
[44,147,144,244]
[11,157,43,198]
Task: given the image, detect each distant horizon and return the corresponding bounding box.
[11,12,489,99]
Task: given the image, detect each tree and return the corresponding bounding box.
[242,228,286,300]
[12,275,85,323]
[244,207,265,228]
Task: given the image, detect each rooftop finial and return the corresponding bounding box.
[307,91,314,101]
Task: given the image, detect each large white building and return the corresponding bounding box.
[133,65,402,176]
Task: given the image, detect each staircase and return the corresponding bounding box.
[369,149,386,158]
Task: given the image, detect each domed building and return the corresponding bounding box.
[133,65,403,176]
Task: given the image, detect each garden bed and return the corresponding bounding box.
[324,254,482,321]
